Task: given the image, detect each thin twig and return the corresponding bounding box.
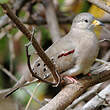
[0,0,28,28]
[25,82,41,110]
[91,50,110,70]
[0,4,60,86]
[95,58,110,64]
[66,83,103,110]
[99,39,110,43]
[25,44,58,85]
[39,63,110,110]
[82,84,110,110]
[0,64,42,105]
[0,64,17,82]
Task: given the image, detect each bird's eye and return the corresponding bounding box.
[84,19,88,23]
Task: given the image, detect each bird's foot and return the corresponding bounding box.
[87,73,92,77]
[63,76,77,84]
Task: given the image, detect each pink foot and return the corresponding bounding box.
[87,73,92,77]
[64,76,77,83]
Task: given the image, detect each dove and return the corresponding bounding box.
[33,12,103,81]
[4,12,103,97]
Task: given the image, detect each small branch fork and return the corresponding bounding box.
[0,4,61,87]
[25,43,59,85]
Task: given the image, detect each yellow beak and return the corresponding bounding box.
[92,20,104,26]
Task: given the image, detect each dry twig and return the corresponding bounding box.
[66,83,103,110]
[0,3,60,86]
[82,84,110,110]
[25,82,41,110]
[0,64,42,105]
[39,63,110,110]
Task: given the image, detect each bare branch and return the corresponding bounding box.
[91,49,110,71]
[67,51,110,109]
[0,64,43,106]
[99,39,110,43]
[39,63,110,110]
[0,0,28,28]
[66,83,103,110]
[25,82,41,110]
[0,4,60,86]
[0,65,42,105]
[0,64,17,82]
[88,0,110,14]
[25,43,58,85]
[82,84,110,110]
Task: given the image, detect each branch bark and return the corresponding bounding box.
[88,0,110,14]
[82,84,110,110]
[39,63,110,110]
[66,83,103,110]
[0,4,60,85]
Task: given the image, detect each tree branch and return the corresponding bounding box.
[82,84,110,110]
[88,0,110,14]
[39,63,110,110]
[66,83,103,110]
[0,4,60,85]
[0,64,42,105]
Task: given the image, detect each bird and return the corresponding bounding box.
[4,12,103,98]
[33,12,103,82]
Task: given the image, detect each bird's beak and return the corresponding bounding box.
[92,19,104,26]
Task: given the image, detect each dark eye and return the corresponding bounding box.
[43,68,47,72]
[84,19,88,23]
[37,63,40,67]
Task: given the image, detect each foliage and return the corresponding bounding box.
[0,0,8,4]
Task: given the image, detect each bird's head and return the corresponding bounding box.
[72,13,104,30]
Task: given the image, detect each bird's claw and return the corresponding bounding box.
[63,76,77,84]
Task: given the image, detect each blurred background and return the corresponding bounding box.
[0,0,110,110]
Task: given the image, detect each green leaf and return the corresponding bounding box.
[0,0,8,4]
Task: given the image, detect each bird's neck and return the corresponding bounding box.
[70,28,92,34]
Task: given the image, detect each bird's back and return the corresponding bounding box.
[33,32,76,81]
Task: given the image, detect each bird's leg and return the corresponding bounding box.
[62,65,81,83]
[25,43,58,86]
[57,49,77,83]
[63,76,77,83]
[87,73,92,76]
